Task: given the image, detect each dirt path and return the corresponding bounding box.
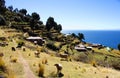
[11,38,36,78]
[18,52,36,78]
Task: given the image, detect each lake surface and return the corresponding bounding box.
[62,30,120,49]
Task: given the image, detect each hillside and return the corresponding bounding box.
[0,26,120,78]
[0,1,120,77]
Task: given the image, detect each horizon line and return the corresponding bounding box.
[62,29,120,31]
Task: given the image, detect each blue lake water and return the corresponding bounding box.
[62,30,120,49]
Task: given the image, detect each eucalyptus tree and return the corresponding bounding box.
[46,17,55,31]
[0,0,6,14]
[8,5,13,11]
[30,12,41,31]
[19,9,27,15]
[78,33,85,41]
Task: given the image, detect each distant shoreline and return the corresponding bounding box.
[62,30,120,49]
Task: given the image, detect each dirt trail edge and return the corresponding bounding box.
[18,52,36,78]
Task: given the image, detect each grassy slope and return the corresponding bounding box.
[0,27,120,78]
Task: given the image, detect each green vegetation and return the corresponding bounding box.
[0,15,6,25]
[0,0,120,78]
[46,41,62,51]
[118,43,120,51]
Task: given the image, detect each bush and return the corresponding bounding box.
[16,41,25,48]
[91,60,97,67]
[0,57,6,72]
[10,57,17,63]
[0,15,6,25]
[38,63,45,77]
[0,37,6,41]
[14,16,22,22]
[112,63,120,70]
[46,42,60,51]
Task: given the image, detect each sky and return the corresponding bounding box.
[5,0,120,30]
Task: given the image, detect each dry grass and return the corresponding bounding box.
[38,63,45,77]
[10,57,17,63]
[6,69,16,78]
[1,27,120,78]
[42,58,48,64]
[0,57,6,72]
[90,60,97,67]
[0,56,16,78]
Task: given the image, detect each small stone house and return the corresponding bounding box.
[74,44,87,51]
[26,36,45,45]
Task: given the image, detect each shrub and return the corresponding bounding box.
[0,15,6,25]
[118,44,120,51]
[0,57,6,72]
[10,57,17,63]
[14,16,22,22]
[90,60,97,67]
[16,41,25,48]
[111,59,120,70]
[38,63,45,77]
[0,37,6,41]
[41,47,46,52]
[46,42,58,51]
[42,58,48,64]
[112,63,120,70]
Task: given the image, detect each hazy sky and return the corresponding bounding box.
[6,0,120,30]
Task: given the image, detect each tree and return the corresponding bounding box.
[0,0,5,7]
[71,33,77,38]
[78,33,85,41]
[46,17,62,32]
[14,16,22,22]
[30,12,41,31]
[46,17,55,31]
[13,8,19,13]
[19,9,27,15]
[54,24,62,33]
[37,21,43,25]
[0,0,6,14]
[23,14,31,22]
[53,22,57,30]
[8,5,13,11]
[0,15,6,25]
[31,12,40,21]
[30,18,35,31]
[118,44,120,51]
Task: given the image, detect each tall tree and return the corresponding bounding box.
[30,12,40,31]
[78,33,85,41]
[0,15,6,25]
[8,5,13,11]
[30,18,35,31]
[71,33,77,38]
[0,0,5,7]
[24,14,31,22]
[46,17,55,31]
[19,9,27,15]
[31,12,40,21]
[54,24,62,33]
[13,8,19,13]
[0,0,6,14]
